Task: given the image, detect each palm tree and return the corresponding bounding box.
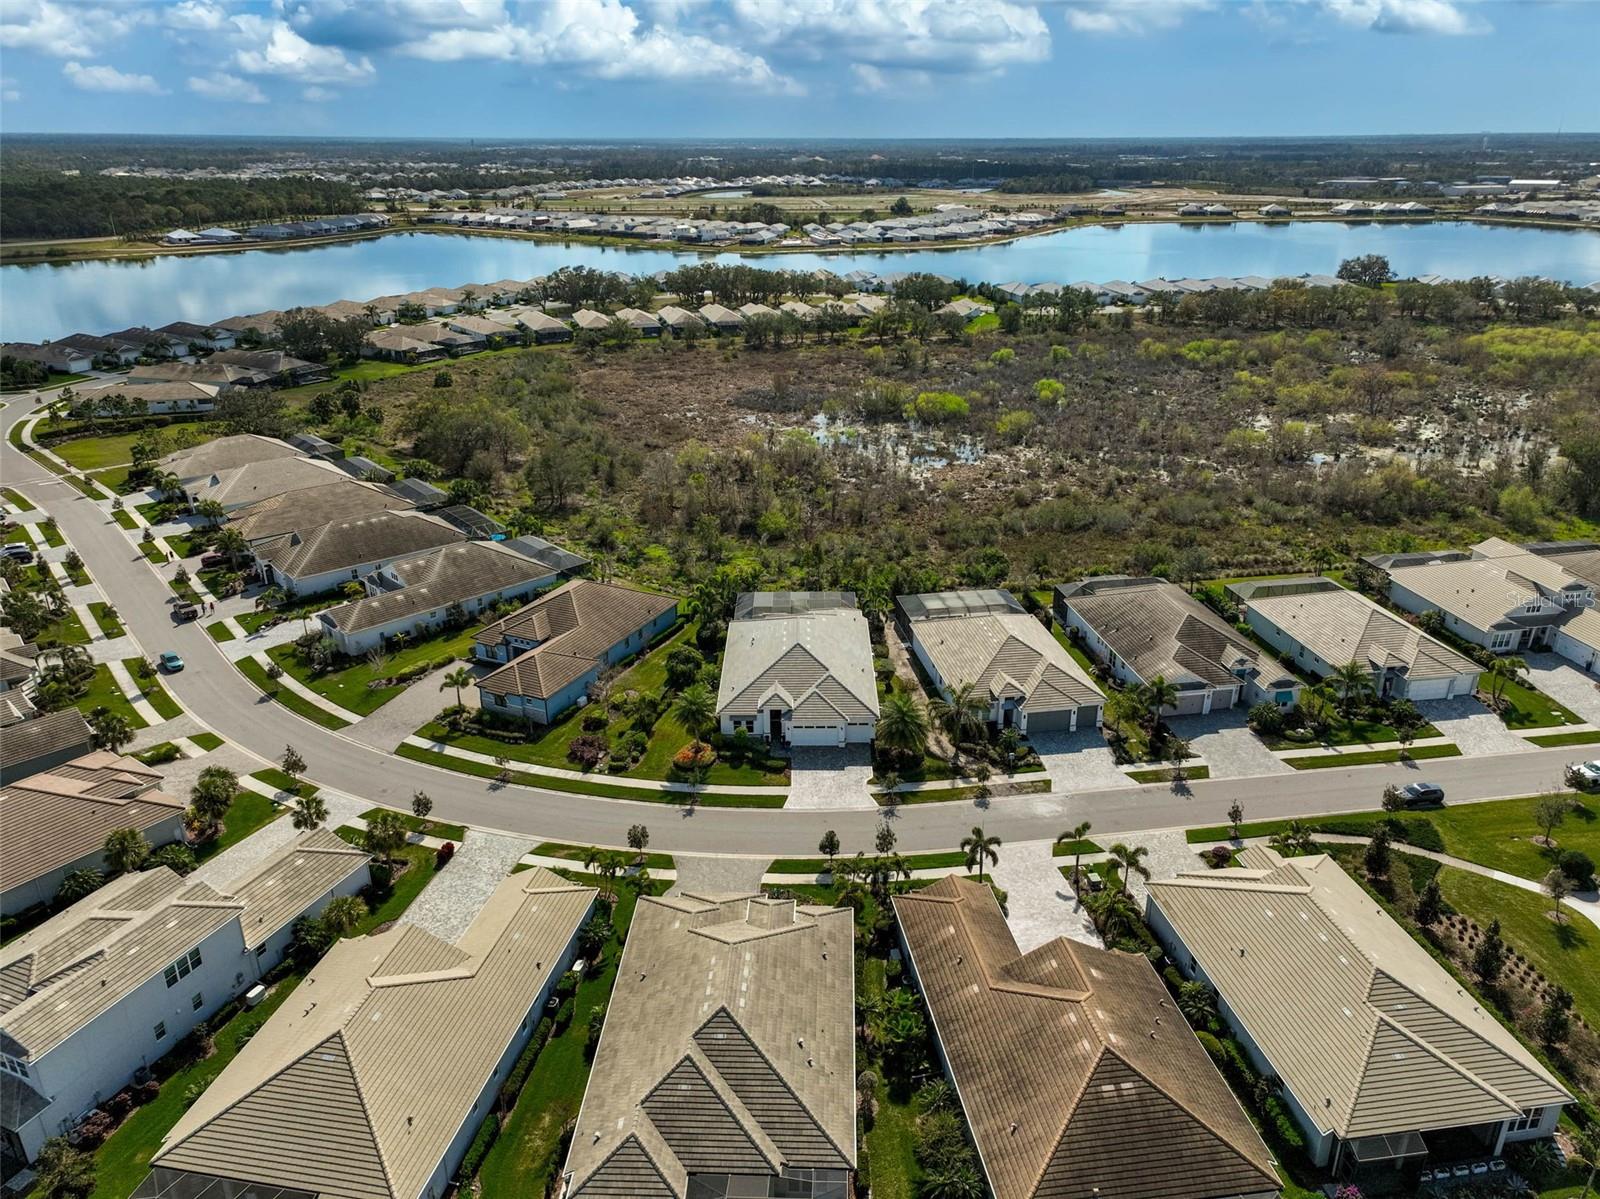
[1137,675,1179,735]
[1107,842,1150,898]
[1329,660,1375,716]
[960,826,1001,883]
[103,827,150,875]
[875,688,929,761]
[363,810,408,865]
[214,526,249,566]
[291,793,328,831]
[255,585,286,612]
[154,470,183,501]
[1486,655,1527,706]
[188,766,238,838]
[672,682,717,753]
[928,681,988,766]
[195,498,227,528]
[1268,819,1316,856]
[319,894,368,937]
[1057,820,1093,903]
[439,665,474,708]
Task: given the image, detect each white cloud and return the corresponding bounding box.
[729,0,1050,73]
[1,0,142,57]
[187,71,268,102]
[400,0,799,92]
[165,0,229,31]
[1,73,19,101]
[302,84,336,100]
[62,60,166,94]
[1059,0,1214,35]
[1321,0,1487,34]
[284,0,507,50]
[230,13,376,83]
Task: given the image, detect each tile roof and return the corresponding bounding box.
[1534,543,1600,590]
[231,480,413,542]
[254,510,464,581]
[190,456,351,509]
[159,435,302,483]
[1148,848,1571,1141]
[228,828,370,950]
[1059,577,1295,690]
[476,579,676,700]
[154,869,595,1199]
[1386,560,1549,630]
[894,876,1278,1199]
[715,594,879,723]
[0,750,183,891]
[0,708,94,775]
[319,541,554,635]
[566,893,855,1196]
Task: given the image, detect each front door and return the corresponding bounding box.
[768,709,783,742]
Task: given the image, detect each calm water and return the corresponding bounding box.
[3,221,1596,344]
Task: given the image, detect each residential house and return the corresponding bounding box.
[0,751,186,917]
[0,708,94,785]
[363,327,448,364]
[715,592,879,747]
[154,321,236,351]
[1056,577,1301,715]
[101,327,184,358]
[252,509,466,597]
[208,348,331,387]
[126,361,270,391]
[186,455,349,513]
[228,480,413,542]
[138,870,594,1199]
[0,629,38,727]
[571,308,612,332]
[158,435,302,484]
[894,876,1280,1199]
[1148,847,1572,1176]
[898,589,1104,734]
[386,477,449,509]
[613,306,663,336]
[50,333,139,367]
[655,305,705,335]
[1,830,368,1179]
[1259,204,1293,217]
[74,381,219,416]
[210,311,284,342]
[1229,577,1480,701]
[564,891,854,1197]
[698,303,744,332]
[504,307,573,343]
[317,540,565,655]
[337,455,395,484]
[935,297,993,320]
[475,579,677,726]
[446,313,525,347]
[1,342,93,375]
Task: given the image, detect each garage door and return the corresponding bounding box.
[789,724,844,747]
[1170,691,1210,717]
[1026,707,1074,733]
[1404,677,1453,702]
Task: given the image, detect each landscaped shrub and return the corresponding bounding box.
[1205,845,1234,869]
[554,970,580,999]
[671,741,716,770]
[145,843,197,875]
[138,743,183,765]
[567,734,608,769]
[497,1017,553,1109]
[581,711,607,732]
[1247,701,1286,736]
[1558,849,1594,886]
[434,842,455,869]
[73,1110,114,1148]
[554,997,575,1030]
[456,1110,499,1181]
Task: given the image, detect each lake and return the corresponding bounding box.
[2,220,1597,344]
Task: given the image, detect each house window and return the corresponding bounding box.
[153,1022,167,1041]
[191,992,204,1011]
[0,1054,28,1079]
[1509,1108,1545,1133]
[1490,631,1514,651]
[164,947,202,987]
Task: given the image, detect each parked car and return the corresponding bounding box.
[1571,760,1600,787]
[199,553,227,569]
[159,651,185,673]
[172,603,199,623]
[1397,782,1445,807]
[1,543,34,564]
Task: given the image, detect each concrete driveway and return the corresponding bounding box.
[786,745,876,811]
[1524,654,1600,726]
[1029,729,1135,791]
[1177,709,1290,779]
[1418,697,1531,757]
[987,840,1101,952]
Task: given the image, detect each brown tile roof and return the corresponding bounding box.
[476,579,676,700]
[894,876,1278,1199]
[319,541,554,635]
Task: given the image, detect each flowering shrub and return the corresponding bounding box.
[672,741,717,770]
[567,734,608,770]
[434,842,455,870]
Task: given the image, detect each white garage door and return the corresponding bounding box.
[1404,677,1454,702]
[789,724,844,747]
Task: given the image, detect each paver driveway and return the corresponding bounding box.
[1524,654,1600,727]
[987,840,1101,951]
[786,745,876,810]
[1029,729,1134,792]
[1178,709,1291,779]
[399,829,535,943]
[1418,697,1531,757]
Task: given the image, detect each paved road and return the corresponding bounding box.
[4,392,1593,856]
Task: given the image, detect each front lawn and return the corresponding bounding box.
[534,841,674,870]
[192,791,282,865]
[123,658,182,719]
[1494,677,1584,730]
[189,732,224,751]
[1286,743,1461,770]
[250,767,316,798]
[236,656,354,730]
[1127,764,1212,783]
[268,624,478,716]
[361,805,468,843]
[90,601,125,637]
[1263,712,1444,750]
[51,431,144,471]
[77,664,148,729]
[205,620,235,642]
[767,849,968,874]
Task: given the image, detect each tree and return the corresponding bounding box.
[281,743,306,782]
[1176,979,1219,1029]
[927,681,987,764]
[627,823,650,862]
[1226,802,1244,839]
[188,766,237,837]
[1485,655,1527,707]
[818,829,841,869]
[1327,661,1373,716]
[364,810,408,865]
[889,195,914,216]
[195,498,227,527]
[1364,824,1392,878]
[1381,783,1405,812]
[411,790,433,831]
[1056,821,1093,902]
[88,706,133,753]
[1544,867,1570,923]
[55,868,105,906]
[664,643,704,691]
[1108,842,1150,897]
[214,526,249,566]
[1414,876,1443,926]
[671,682,716,752]
[102,826,150,875]
[1336,254,1393,289]
[31,1137,96,1199]
[291,793,328,831]
[960,826,1001,883]
[255,585,285,612]
[875,821,897,855]
[1472,918,1506,984]
[1136,675,1179,735]
[320,894,368,938]
[440,665,474,708]
[875,688,930,761]
[1533,794,1568,847]
[1535,985,1573,1050]
[1388,699,1424,757]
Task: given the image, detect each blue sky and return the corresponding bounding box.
[1,0,1595,138]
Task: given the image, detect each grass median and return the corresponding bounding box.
[236,656,354,730]
[1284,743,1461,770]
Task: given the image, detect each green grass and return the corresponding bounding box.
[93,465,131,491]
[477,885,662,1197]
[89,601,124,637]
[1,487,35,511]
[250,767,316,798]
[3,523,32,546]
[533,841,674,871]
[192,791,281,865]
[1286,742,1462,769]
[189,731,224,751]
[50,431,144,471]
[361,805,469,843]
[1494,677,1583,730]
[1263,713,1443,750]
[1127,764,1213,783]
[395,743,786,807]
[331,835,437,928]
[882,778,1052,804]
[1049,839,1103,857]
[122,658,182,720]
[36,519,65,548]
[267,624,478,716]
[77,664,148,729]
[112,507,139,530]
[205,620,237,642]
[1047,618,1102,679]
[140,540,166,565]
[766,849,968,874]
[1527,729,1600,747]
[236,656,354,730]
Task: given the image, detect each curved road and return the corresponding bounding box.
[4,391,1591,856]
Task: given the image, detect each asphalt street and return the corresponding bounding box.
[3,390,1590,855]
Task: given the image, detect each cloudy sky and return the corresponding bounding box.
[1,0,1595,138]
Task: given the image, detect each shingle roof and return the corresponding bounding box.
[905,590,1102,712]
[566,893,855,1196]
[253,510,463,581]
[476,579,676,700]
[0,750,184,893]
[1148,848,1571,1141]
[154,869,595,1199]
[1059,577,1295,690]
[1232,578,1479,681]
[715,594,879,723]
[0,708,94,776]
[231,480,412,542]
[894,876,1278,1199]
[159,435,303,482]
[319,541,554,635]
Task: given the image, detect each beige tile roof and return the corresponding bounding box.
[160,434,302,483]
[1560,605,1600,651]
[908,596,1103,712]
[154,869,595,1199]
[715,594,879,723]
[1386,560,1545,630]
[1237,579,1479,681]
[190,456,349,510]
[231,480,413,542]
[1541,545,1600,590]
[254,510,463,581]
[82,381,220,408]
[0,750,183,892]
[1471,538,1592,594]
[655,305,704,328]
[614,307,662,329]
[320,541,555,635]
[476,579,676,700]
[566,893,856,1196]
[572,308,611,330]
[0,708,93,775]
[1147,848,1571,1142]
[1061,577,1295,690]
[698,303,743,326]
[894,876,1278,1199]
[229,828,370,950]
